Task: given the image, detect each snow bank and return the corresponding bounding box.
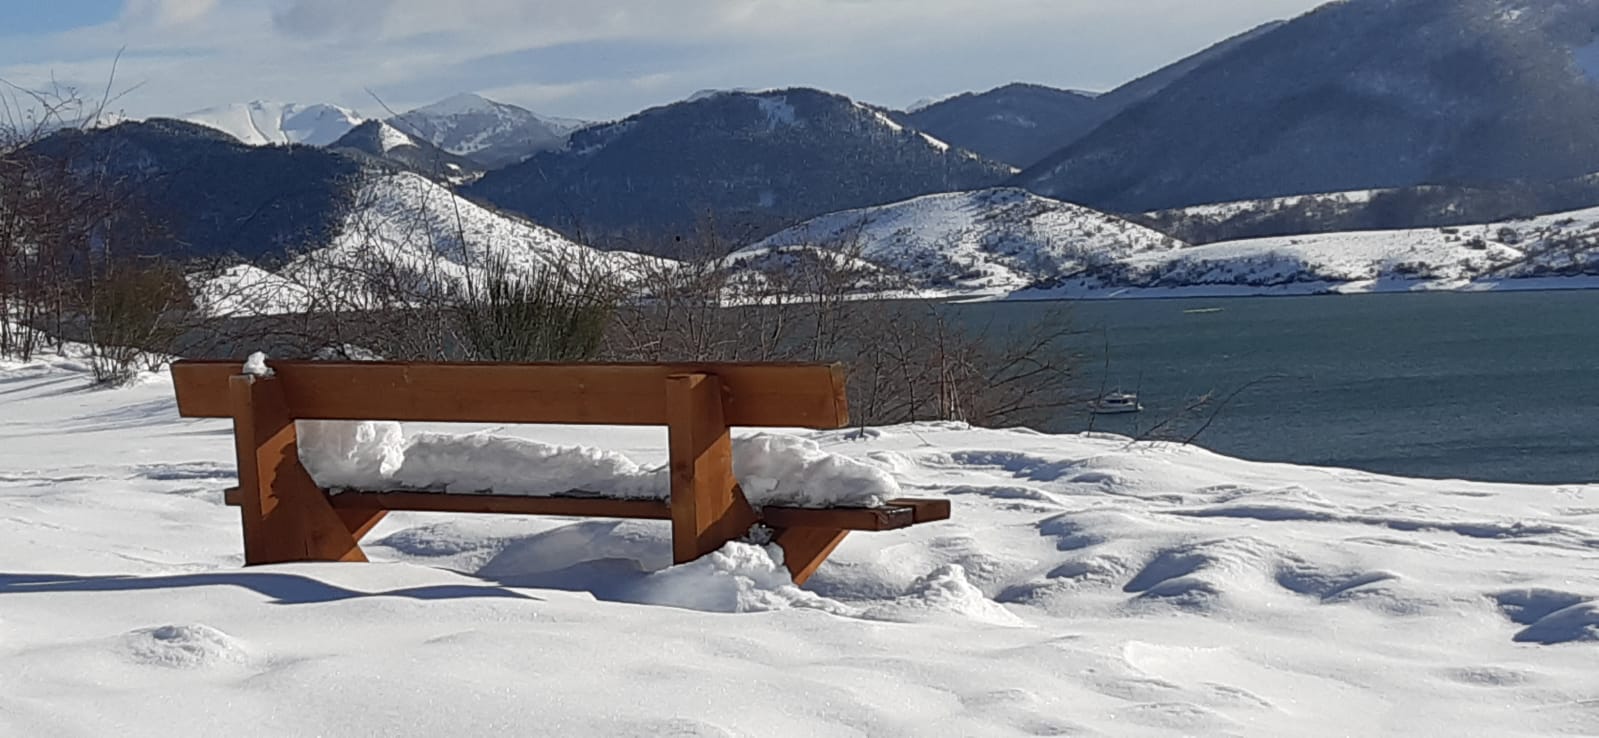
[296,424,900,508]
[860,563,1028,627]
[623,542,852,614]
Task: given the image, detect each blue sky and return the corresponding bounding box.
[0,0,1327,121]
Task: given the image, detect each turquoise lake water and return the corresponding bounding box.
[952,291,1599,484]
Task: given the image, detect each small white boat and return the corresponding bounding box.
[1090,391,1144,414]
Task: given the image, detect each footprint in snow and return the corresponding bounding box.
[120,624,251,668]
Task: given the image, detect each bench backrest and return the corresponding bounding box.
[170,359,850,429]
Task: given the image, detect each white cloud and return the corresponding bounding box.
[121,0,220,26]
[2,0,1331,120]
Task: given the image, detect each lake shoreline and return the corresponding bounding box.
[972,274,1599,303]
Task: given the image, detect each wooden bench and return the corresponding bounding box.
[170,359,948,584]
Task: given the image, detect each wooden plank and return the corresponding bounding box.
[326,491,671,519]
[171,360,850,429]
[773,527,850,585]
[885,498,952,524]
[230,375,368,565]
[761,505,916,531]
[222,489,933,531]
[666,373,759,564]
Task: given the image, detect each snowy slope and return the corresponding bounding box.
[2,350,1598,736]
[1043,204,1599,297]
[743,188,1186,293]
[179,101,365,146]
[1148,189,1386,222]
[193,172,660,316]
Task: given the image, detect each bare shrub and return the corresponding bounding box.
[81,260,191,384]
[604,224,1085,428]
[454,253,622,362]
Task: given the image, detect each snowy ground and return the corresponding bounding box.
[3,351,1598,736]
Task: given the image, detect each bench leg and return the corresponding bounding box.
[337,509,388,541]
[665,373,759,565]
[772,527,849,586]
[230,375,369,565]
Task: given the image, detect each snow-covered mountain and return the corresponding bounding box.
[388,93,584,169]
[897,25,1282,171]
[329,120,485,184]
[467,88,1016,250]
[739,188,1185,294]
[180,101,365,147]
[193,171,660,316]
[1018,0,1599,213]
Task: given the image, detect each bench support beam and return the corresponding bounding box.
[773,527,850,585]
[666,373,759,564]
[231,374,368,565]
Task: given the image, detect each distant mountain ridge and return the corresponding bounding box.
[387,93,587,169]
[1017,0,1599,212]
[898,84,1104,168]
[466,87,1016,250]
[897,24,1285,169]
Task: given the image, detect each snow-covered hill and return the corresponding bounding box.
[735,190,1599,299]
[193,172,659,316]
[2,349,1596,735]
[1044,205,1599,298]
[742,188,1186,294]
[180,101,365,146]
[388,93,583,168]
